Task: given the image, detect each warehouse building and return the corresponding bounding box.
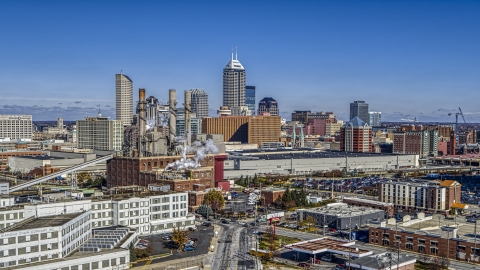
[296,203,385,230]
[224,149,419,178]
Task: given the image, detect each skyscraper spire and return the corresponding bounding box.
[236,46,238,60]
[231,46,234,60]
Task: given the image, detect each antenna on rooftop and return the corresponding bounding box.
[236,46,238,60]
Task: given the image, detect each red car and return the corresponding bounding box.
[298,262,310,268]
[328,228,337,232]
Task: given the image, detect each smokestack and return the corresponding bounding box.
[169,89,177,148]
[139,88,147,157]
[184,90,192,146]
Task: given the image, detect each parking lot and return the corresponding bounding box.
[132,226,214,266]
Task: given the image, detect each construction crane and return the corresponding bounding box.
[448,107,466,135]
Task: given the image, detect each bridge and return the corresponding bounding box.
[9,153,114,193]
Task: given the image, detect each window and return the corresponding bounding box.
[406,243,413,249]
[418,246,426,252]
[430,247,438,254]
[26,235,30,242]
[47,232,52,239]
[26,246,31,253]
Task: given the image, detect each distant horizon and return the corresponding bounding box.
[1,1,479,122]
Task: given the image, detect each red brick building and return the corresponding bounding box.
[369,226,479,264]
[107,154,216,188]
[340,117,372,153]
[260,188,285,206]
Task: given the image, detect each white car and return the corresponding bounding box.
[321,256,332,262]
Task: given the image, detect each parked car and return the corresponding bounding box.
[222,220,230,224]
[185,240,195,247]
[202,222,211,226]
[243,223,251,228]
[231,218,237,222]
[328,228,337,232]
[190,237,199,242]
[321,255,332,262]
[188,227,196,231]
[184,246,196,252]
[298,262,310,268]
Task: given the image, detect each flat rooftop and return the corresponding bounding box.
[12,155,67,160]
[0,212,84,233]
[228,149,408,160]
[351,252,416,269]
[343,197,393,207]
[285,237,372,257]
[300,203,384,217]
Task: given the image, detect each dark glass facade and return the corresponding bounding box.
[245,85,256,114]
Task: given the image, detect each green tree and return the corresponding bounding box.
[77,172,91,185]
[305,216,315,232]
[129,243,137,262]
[203,189,225,211]
[171,227,190,252]
[196,205,213,218]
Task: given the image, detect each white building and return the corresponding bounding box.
[0,115,32,140]
[0,191,194,235]
[0,211,91,268]
[223,53,246,116]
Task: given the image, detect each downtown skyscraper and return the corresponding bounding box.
[115,72,133,126]
[223,52,246,116]
[349,100,369,123]
[189,88,209,119]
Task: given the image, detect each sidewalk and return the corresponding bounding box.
[203,224,224,270]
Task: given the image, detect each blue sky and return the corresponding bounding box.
[1,0,479,122]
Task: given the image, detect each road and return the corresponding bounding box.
[211,223,261,270]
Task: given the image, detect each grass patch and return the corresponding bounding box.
[264,260,300,269]
[414,261,447,270]
[259,234,300,251]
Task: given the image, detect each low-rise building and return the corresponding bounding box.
[296,203,385,230]
[342,197,394,218]
[260,188,285,206]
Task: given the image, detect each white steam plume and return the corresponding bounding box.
[164,139,219,171]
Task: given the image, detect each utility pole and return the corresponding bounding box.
[475,221,478,262]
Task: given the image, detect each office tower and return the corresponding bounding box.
[0,115,32,140]
[368,111,382,127]
[245,85,256,113]
[57,118,63,129]
[145,95,160,130]
[76,113,124,151]
[350,100,369,123]
[176,109,200,137]
[202,116,281,147]
[340,117,372,152]
[223,51,246,116]
[189,89,209,119]
[258,97,279,116]
[115,72,133,126]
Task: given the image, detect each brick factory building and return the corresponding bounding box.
[202,115,281,147]
[340,117,372,153]
[107,154,227,190]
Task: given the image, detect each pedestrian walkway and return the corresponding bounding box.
[203,224,224,270]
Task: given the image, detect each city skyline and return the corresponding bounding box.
[1,1,479,122]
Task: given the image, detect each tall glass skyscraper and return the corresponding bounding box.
[189,88,209,118]
[245,85,256,114]
[223,52,246,116]
[350,100,369,123]
[115,72,133,126]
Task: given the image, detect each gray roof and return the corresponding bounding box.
[351,253,416,269]
[346,116,367,127]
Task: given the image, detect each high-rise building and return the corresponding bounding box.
[368,111,382,127]
[57,118,63,129]
[176,109,200,137]
[76,113,124,151]
[245,85,256,113]
[223,52,246,116]
[202,116,281,147]
[0,115,32,140]
[291,110,336,124]
[393,129,438,157]
[189,89,209,119]
[350,100,369,123]
[115,72,133,126]
[258,97,279,116]
[340,117,372,152]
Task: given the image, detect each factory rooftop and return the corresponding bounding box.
[0,212,84,233]
[285,237,373,257]
[299,203,384,217]
[343,197,393,207]
[228,149,407,160]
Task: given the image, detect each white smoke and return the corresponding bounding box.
[164,139,219,171]
[145,118,156,131]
